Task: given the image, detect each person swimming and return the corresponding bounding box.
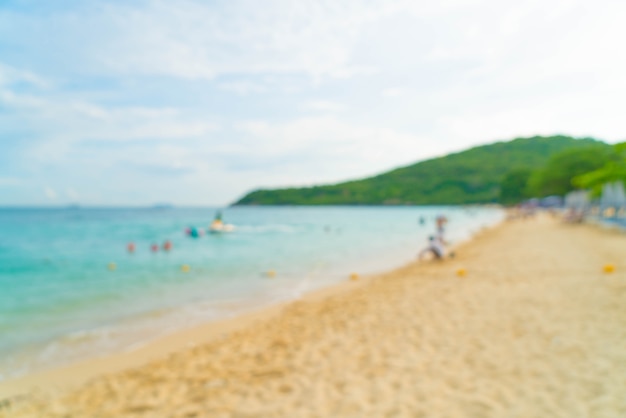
[186,226,201,238]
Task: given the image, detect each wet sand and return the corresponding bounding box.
[2,214,626,417]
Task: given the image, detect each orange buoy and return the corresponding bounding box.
[151,243,159,253]
[603,264,615,274]
[127,242,135,253]
[181,264,190,273]
[108,262,117,271]
[163,240,173,251]
[350,273,359,281]
[266,270,276,278]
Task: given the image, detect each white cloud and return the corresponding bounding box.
[0,72,220,170]
[0,0,489,82]
[436,92,626,146]
[0,66,222,203]
[3,0,626,205]
[92,1,369,80]
[66,188,80,200]
[235,116,434,182]
[0,89,47,108]
[302,100,347,112]
[0,177,22,187]
[44,187,57,200]
[218,80,267,95]
[381,88,403,98]
[3,92,219,142]
[0,62,49,89]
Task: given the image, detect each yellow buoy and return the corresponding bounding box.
[456,268,467,277]
[107,262,117,271]
[266,270,276,278]
[350,273,359,281]
[181,264,190,273]
[603,264,615,274]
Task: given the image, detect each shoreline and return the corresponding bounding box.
[0,219,498,400]
[0,211,502,400]
[1,266,399,400]
[0,206,503,388]
[3,213,626,416]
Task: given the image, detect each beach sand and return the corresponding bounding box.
[2,214,626,417]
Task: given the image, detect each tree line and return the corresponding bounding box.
[234,136,625,206]
[500,141,626,205]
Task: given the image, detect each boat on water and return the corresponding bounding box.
[208,211,234,233]
[209,222,235,233]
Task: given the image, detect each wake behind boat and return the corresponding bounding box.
[209,222,235,233]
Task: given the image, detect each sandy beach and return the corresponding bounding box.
[2,213,626,417]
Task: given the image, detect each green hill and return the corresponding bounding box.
[234,136,607,205]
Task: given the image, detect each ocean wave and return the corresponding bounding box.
[233,224,299,234]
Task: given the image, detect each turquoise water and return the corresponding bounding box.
[0,206,503,380]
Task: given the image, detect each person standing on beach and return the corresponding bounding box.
[418,215,454,260]
[435,215,448,244]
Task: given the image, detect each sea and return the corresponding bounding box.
[0,206,504,381]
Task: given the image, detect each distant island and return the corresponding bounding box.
[234,136,614,206]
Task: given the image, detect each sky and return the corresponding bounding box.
[1,0,625,206]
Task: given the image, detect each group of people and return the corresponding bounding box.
[126,240,172,253]
[418,215,453,260]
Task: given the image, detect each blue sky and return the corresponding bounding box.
[1,0,625,205]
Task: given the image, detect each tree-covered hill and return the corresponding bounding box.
[234,136,607,205]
